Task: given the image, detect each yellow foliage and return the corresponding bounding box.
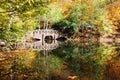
[49,0,76,18]
[107,1,120,32]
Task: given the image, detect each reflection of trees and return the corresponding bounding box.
[52,42,114,80]
[115,47,120,53]
[31,50,63,80]
[0,50,63,80]
[105,52,120,80]
[0,42,119,80]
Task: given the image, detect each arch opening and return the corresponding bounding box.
[44,35,53,44]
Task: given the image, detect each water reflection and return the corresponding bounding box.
[0,41,120,80]
[14,40,61,51]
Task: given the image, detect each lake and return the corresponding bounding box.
[0,41,120,80]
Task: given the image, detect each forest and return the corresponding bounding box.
[0,0,120,42]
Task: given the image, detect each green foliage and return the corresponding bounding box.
[0,0,115,40]
[52,41,114,80]
[0,0,51,41]
[53,0,111,37]
[48,6,63,24]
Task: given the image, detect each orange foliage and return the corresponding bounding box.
[105,58,120,80]
[106,0,120,33]
[61,1,75,17]
[68,75,78,80]
[81,76,90,80]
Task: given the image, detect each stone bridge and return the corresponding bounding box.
[26,29,64,41]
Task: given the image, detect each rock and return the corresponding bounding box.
[0,39,6,46]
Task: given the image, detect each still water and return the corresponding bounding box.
[0,41,120,80]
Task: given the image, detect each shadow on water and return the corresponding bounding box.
[0,40,120,80]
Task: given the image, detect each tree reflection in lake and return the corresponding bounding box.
[0,41,120,80]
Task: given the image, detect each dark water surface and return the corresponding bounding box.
[0,41,120,80]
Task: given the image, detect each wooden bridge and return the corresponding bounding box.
[25,29,64,41]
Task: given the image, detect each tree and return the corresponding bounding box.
[53,0,112,38]
[0,0,51,41]
[106,0,120,33]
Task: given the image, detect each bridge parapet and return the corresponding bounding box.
[26,29,63,40]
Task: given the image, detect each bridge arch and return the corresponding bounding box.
[26,29,65,42]
[44,35,53,40]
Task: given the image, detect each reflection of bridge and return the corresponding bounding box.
[26,29,63,41]
[14,29,65,51]
[16,40,60,50]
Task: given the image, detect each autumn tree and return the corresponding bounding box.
[0,0,51,41]
[106,0,120,33]
[53,0,112,38]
